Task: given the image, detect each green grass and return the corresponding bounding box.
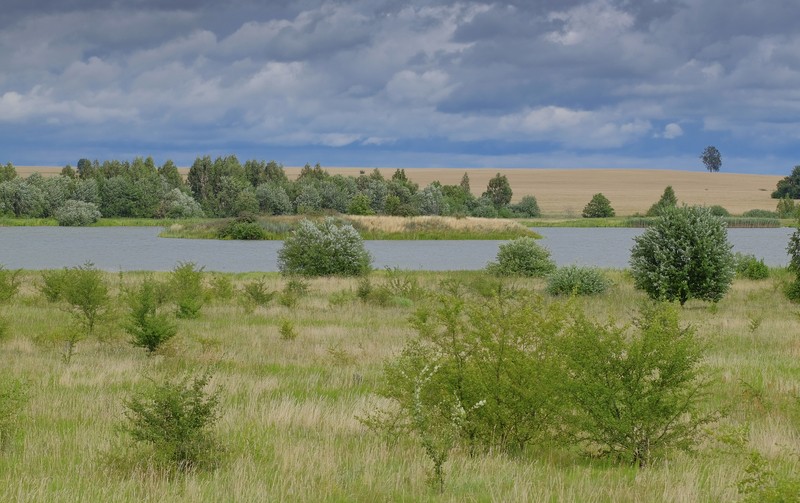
[525,216,786,228]
[1,268,799,501]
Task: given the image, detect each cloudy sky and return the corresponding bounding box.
[1,0,798,173]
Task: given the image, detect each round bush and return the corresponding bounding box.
[278,218,371,276]
[707,205,730,217]
[733,253,769,280]
[487,237,556,277]
[743,209,779,218]
[512,195,541,218]
[546,265,610,296]
[218,221,266,240]
[54,200,101,226]
[582,193,615,218]
[630,205,734,305]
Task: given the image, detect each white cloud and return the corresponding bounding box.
[661,123,684,139]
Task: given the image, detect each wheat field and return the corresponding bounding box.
[17,166,782,216]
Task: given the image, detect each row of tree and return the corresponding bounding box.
[0,158,543,220]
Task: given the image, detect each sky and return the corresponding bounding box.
[0,0,798,174]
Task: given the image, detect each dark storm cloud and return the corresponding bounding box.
[0,0,798,170]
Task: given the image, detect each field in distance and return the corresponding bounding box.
[17,166,782,216]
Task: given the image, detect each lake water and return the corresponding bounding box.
[0,226,793,272]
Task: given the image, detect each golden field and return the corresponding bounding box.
[17,166,782,216]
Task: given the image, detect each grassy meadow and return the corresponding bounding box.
[2,268,800,502]
[17,166,783,217]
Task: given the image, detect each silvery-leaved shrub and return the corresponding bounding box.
[158,188,204,218]
[278,218,371,276]
[546,265,610,296]
[630,205,734,305]
[54,200,101,226]
[486,237,556,277]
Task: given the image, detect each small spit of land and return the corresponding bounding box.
[1,269,799,501]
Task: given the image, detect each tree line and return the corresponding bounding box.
[0,157,543,221]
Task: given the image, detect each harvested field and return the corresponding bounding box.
[18,166,782,216]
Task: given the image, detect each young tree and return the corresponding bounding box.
[582,193,615,218]
[482,173,512,209]
[278,218,371,276]
[630,206,735,305]
[700,146,722,172]
[646,186,678,216]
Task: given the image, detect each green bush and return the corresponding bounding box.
[734,253,769,280]
[0,265,21,303]
[511,195,541,218]
[170,262,206,319]
[0,377,28,452]
[369,285,566,456]
[54,200,101,226]
[125,277,177,354]
[630,206,735,305]
[278,218,371,276]
[486,237,556,277]
[39,269,68,302]
[742,209,779,218]
[559,303,715,466]
[646,186,678,217]
[241,277,275,307]
[582,193,615,218]
[546,266,610,296]
[121,372,221,471]
[61,262,109,336]
[707,205,730,217]
[158,188,204,219]
[217,220,266,240]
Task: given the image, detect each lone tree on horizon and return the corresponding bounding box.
[700,146,722,172]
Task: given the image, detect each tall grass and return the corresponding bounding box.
[0,269,798,501]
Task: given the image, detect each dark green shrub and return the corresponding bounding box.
[646,186,678,216]
[54,200,101,226]
[278,218,371,276]
[0,377,28,452]
[630,206,734,305]
[559,303,715,466]
[511,195,541,218]
[170,262,206,319]
[743,209,779,218]
[582,193,615,218]
[771,165,800,199]
[734,253,769,280]
[708,205,730,217]
[0,265,21,303]
[121,373,221,471]
[486,237,556,277]
[217,218,266,240]
[125,277,177,354]
[546,266,610,296]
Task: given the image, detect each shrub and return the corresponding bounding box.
[209,274,234,301]
[39,269,68,302]
[54,200,101,226]
[630,206,735,305]
[559,303,715,466]
[241,277,275,308]
[775,196,797,219]
[546,266,610,296]
[646,186,678,216]
[279,319,298,341]
[582,193,615,218]
[368,285,566,456]
[771,165,800,199]
[0,265,21,303]
[743,209,779,218]
[511,195,541,218]
[217,220,266,240]
[278,218,371,276]
[0,377,28,452]
[734,253,769,280]
[170,262,206,319]
[708,205,730,217]
[61,262,109,335]
[125,277,177,354]
[121,372,221,471]
[158,188,204,219]
[486,237,556,277]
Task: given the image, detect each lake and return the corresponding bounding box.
[0,226,793,272]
